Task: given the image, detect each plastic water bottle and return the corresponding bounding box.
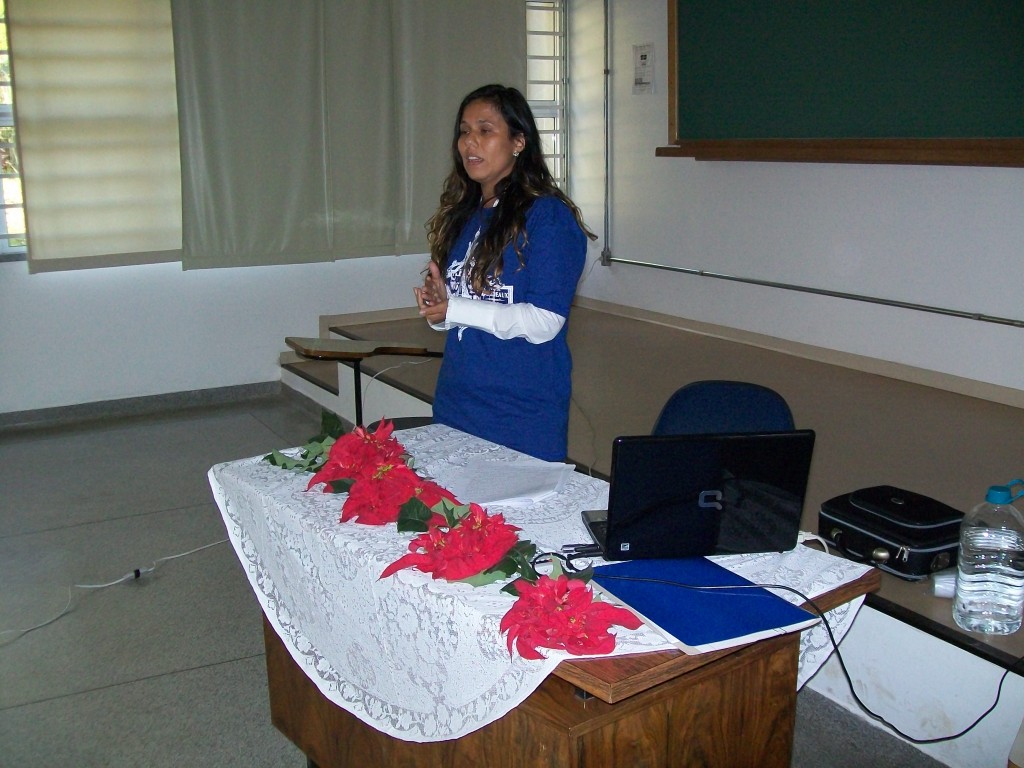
[953,480,1024,634]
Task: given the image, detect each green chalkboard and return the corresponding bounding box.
[659,1,1024,166]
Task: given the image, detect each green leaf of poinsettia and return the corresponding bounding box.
[474,541,539,593]
[460,568,513,587]
[506,540,539,582]
[263,449,303,469]
[262,409,344,473]
[569,563,594,583]
[326,477,355,494]
[432,498,469,528]
[548,557,594,584]
[396,497,435,533]
[317,409,345,441]
[302,436,334,458]
[499,551,593,596]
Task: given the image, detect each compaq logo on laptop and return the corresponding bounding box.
[699,490,723,510]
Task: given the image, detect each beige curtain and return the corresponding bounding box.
[9,0,525,272]
[173,0,527,269]
[8,0,183,272]
[387,2,529,255]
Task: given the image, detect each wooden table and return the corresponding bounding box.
[285,336,441,426]
[263,566,879,768]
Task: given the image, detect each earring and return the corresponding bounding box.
[513,151,520,157]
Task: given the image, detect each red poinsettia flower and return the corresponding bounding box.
[340,461,421,525]
[379,503,521,581]
[307,419,405,491]
[499,574,643,660]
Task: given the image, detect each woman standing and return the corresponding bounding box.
[414,84,594,461]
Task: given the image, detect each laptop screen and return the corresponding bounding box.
[601,430,816,560]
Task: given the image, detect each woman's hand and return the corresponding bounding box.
[414,261,450,325]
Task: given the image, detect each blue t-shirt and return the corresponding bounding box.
[432,196,587,461]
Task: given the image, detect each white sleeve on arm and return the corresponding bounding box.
[445,295,565,344]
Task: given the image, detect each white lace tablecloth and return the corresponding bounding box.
[208,423,870,742]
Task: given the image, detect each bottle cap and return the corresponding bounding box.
[986,485,1013,504]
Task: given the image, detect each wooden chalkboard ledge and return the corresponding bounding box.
[656,138,1024,167]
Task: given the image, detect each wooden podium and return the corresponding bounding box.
[263,568,879,768]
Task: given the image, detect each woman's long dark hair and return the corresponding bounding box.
[426,84,595,295]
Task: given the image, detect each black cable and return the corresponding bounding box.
[592,573,1016,745]
[531,551,592,574]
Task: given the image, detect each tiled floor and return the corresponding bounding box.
[0,394,945,768]
[0,398,317,767]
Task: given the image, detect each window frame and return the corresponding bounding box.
[525,0,569,190]
[0,1,25,260]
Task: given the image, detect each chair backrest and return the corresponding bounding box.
[652,380,795,436]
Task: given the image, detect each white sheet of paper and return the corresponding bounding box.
[443,457,575,507]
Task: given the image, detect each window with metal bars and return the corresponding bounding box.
[0,0,25,258]
[525,0,568,189]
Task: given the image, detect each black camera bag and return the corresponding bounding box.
[819,485,963,580]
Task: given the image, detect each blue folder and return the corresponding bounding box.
[591,557,819,654]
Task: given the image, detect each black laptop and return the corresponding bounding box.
[581,430,816,560]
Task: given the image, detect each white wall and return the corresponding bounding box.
[0,256,425,414]
[570,0,1024,394]
[4,0,1019,417]
[807,606,1024,768]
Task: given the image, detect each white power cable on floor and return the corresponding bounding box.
[0,539,227,644]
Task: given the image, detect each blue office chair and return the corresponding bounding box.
[652,380,795,435]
